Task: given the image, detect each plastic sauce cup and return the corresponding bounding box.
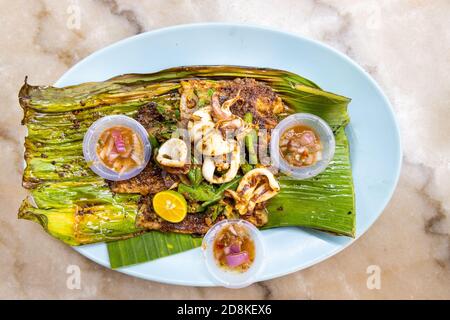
[83,115,151,181]
[270,113,335,180]
[202,219,265,289]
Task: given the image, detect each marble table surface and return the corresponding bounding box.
[1,0,449,299]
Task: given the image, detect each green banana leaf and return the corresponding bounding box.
[107,232,202,269]
[19,65,354,268]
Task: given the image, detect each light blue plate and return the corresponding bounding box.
[56,23,401,286]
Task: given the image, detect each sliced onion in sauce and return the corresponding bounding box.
[299,131,315,146]
[230,243,241,254]
[111,129,126,153]
[225,251,249,267]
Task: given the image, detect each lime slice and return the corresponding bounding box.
[152,190,188,223]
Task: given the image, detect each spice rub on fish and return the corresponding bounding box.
[180,78,286,130]
[136,196,213,234]
[135,100,178,144]
[218,78,285,130]
[109,164,178,195]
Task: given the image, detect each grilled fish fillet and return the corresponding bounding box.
[109,164,178,195]
[137,204,212,235]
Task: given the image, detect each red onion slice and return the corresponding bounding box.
[111,130,126,153]
[230,243,241,254]
[299,131,315,146]
[225,251,249,267]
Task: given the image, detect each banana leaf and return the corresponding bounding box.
[107,232,202,269]
[19,65,354,267]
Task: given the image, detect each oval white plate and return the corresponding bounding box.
[56,23,401,286]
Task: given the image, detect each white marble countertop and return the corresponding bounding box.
[1,0,449,299]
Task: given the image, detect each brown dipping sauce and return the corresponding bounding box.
[279,125,322,167]
[96,126,144,174]
[213,224,255,272]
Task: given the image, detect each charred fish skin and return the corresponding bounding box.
[109,164,178,196]
[136,196,212,235]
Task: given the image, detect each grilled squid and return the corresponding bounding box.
[187,93,253,183]
[187,107,214,142]
[216,117,252,142]
[189,106,237,157]
[156,138,188,168]
[225,168,280,215]
[211,91,252,141]
[211,91,240,121]
[196,130,237,157]
[202,143,241,184]
[179,90,199,121]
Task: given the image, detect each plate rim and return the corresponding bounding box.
[53,22,402,286]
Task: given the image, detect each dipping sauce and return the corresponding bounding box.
[279,125,322,167]
[213,223,255,272]
[96,126,144,174]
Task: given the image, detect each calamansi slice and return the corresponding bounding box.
[152,190,188,223]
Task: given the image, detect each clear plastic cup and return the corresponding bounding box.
[270,113,335,180]
[202,219,265,289]
[83,115,151,181]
